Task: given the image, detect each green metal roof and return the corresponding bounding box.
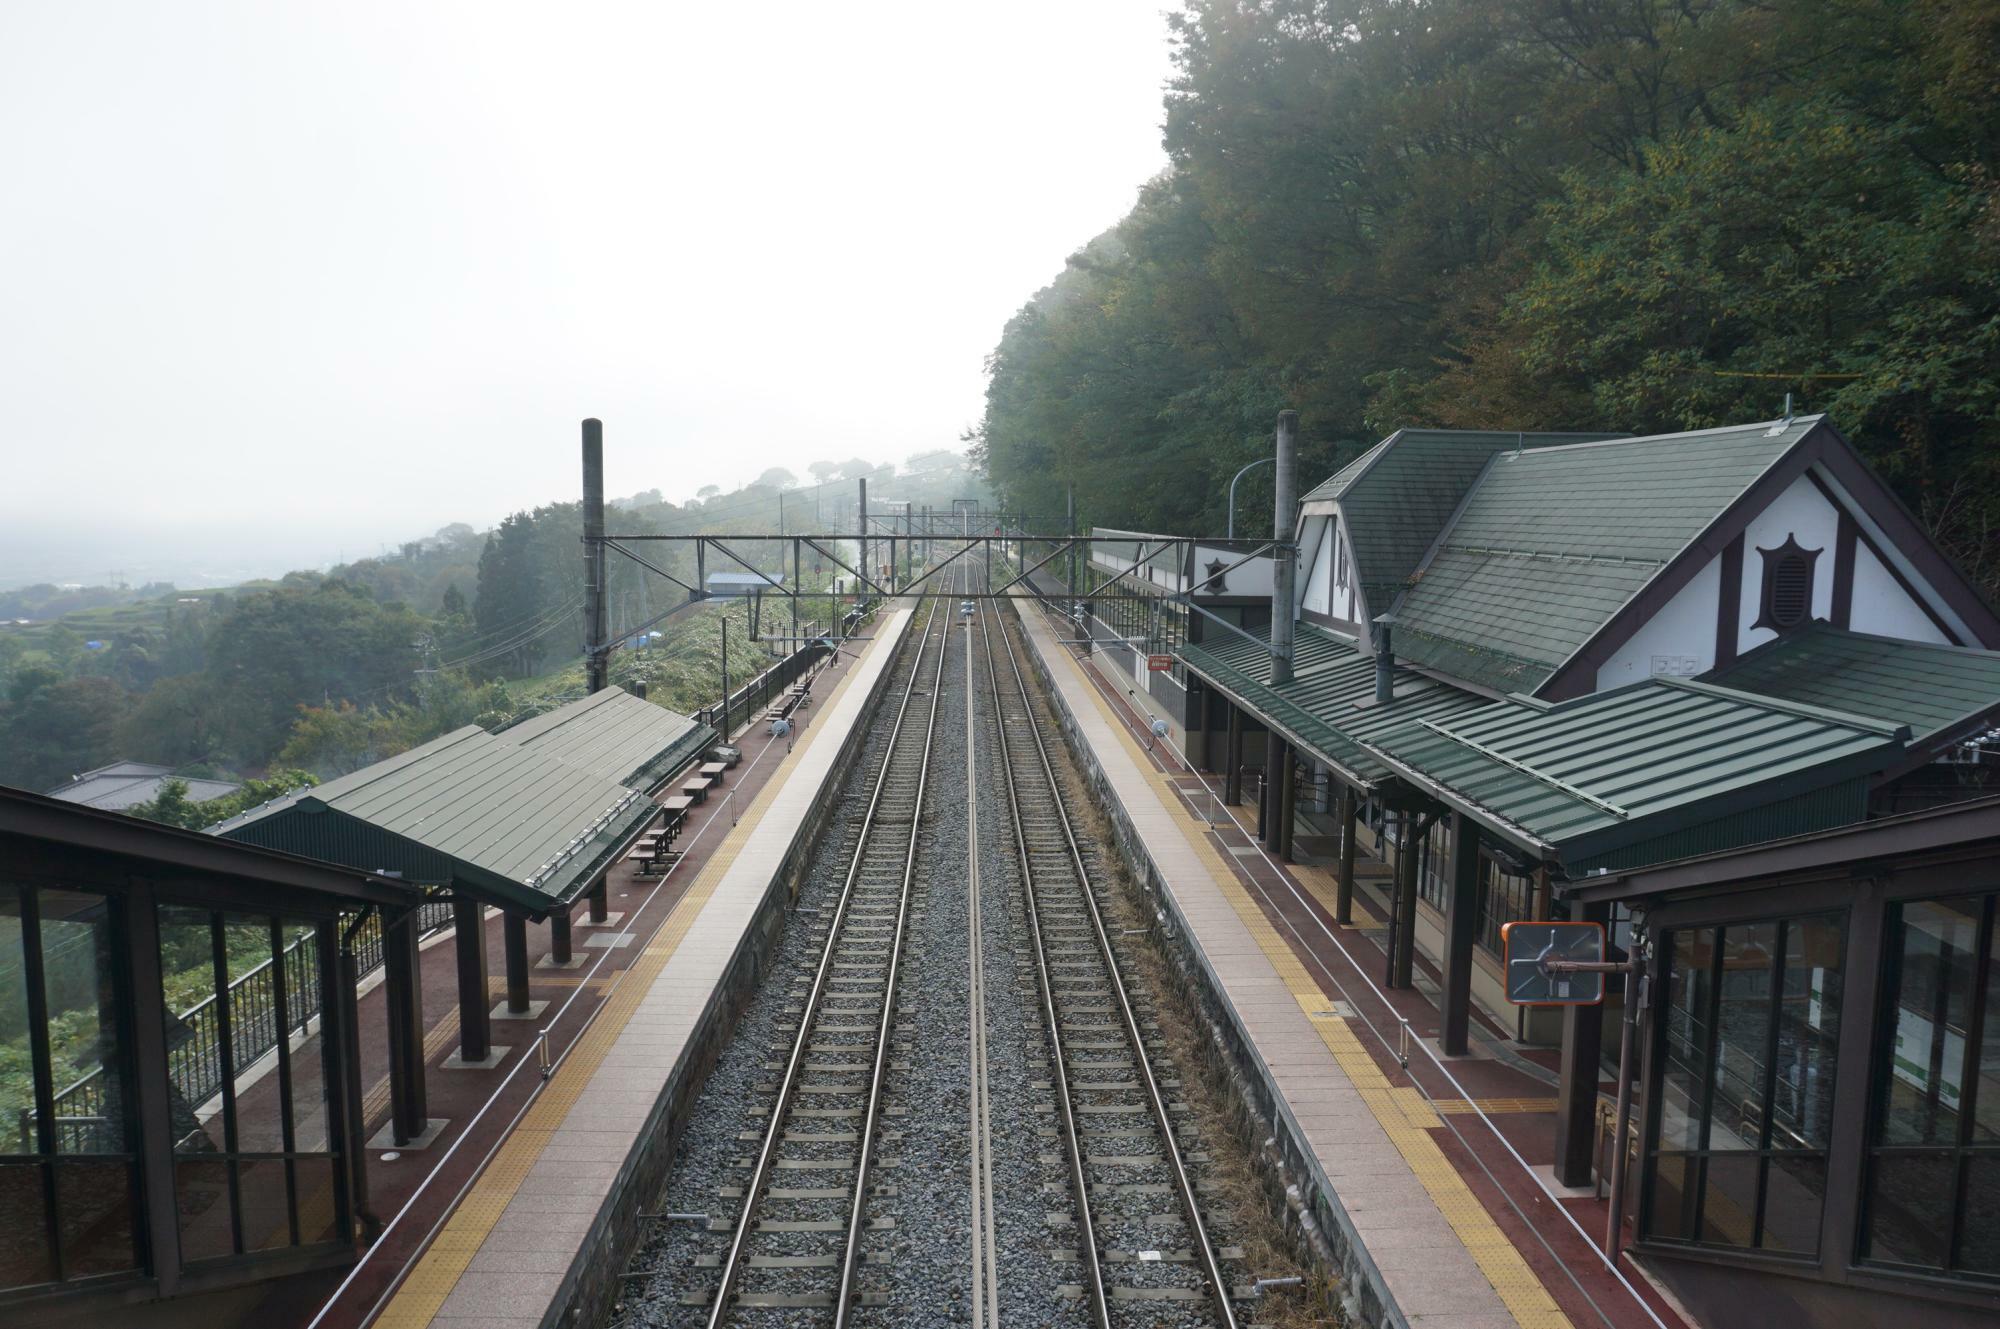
[1363,676,1908,876]
[499,688,710,792]
[1392,417,1821,694]
[1707,623,2000,747]
[1177,623,1488,787]
[1303,430,1620,619]
[212,726,656,916]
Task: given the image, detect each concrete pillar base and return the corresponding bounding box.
[441,1046,512,1070]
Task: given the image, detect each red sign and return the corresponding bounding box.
[1147,654,1174,672]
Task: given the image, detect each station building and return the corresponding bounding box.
[1153,416,2000,1325]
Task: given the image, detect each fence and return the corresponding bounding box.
[697,603,872,738]
[23,896,455,1153]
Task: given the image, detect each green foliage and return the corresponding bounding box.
[1,675,126,791]
[975,0,2000,586]
[126,769,320,830]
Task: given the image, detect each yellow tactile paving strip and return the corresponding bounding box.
[1049,637,1572,1329]
[373,628,891,1329]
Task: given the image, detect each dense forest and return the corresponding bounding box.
[974,0,2000,589]
[0,450,987,804]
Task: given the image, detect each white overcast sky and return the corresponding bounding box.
[0,3,1174,585]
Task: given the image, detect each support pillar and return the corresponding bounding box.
[588,880,608,923]
[1335,784,1357,924]
[549,909,574,966]
[1224,704,1244,806]
[1440,812,1481,1056]
[451,897,492,1065]
[503,913,531,1015]
[1555,902,1610,1187]
[1389,815,1421,989]
[1277,744,1298,861]
[381,904,427,1143]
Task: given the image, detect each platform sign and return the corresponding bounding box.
[1147,654,1174,672]
[1501,921,1608,1006]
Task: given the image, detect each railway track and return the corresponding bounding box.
[696,595,950,1324]
[974,598,1242,1329]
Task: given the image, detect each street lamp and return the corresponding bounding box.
[1226,455,1275,540]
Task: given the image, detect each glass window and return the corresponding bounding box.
[1862,891,2000,1280]
[1642,913,1845,1257]
[0,884,140,1293]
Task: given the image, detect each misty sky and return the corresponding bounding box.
[0,3,1174,586]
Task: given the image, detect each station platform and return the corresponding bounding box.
[310,608,917,1329]
[1014,604,1688,1329]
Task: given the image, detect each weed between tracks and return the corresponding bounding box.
[1012,638,1345,1328]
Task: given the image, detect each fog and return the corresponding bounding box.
[0,3,1174,587]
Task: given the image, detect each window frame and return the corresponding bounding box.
[1858,888,1999,1283]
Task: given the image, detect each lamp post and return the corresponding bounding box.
[1226,455,1275,540]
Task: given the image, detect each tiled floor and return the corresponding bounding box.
[1017,605,1688,1329]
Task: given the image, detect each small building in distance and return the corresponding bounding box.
[45,761,240,811]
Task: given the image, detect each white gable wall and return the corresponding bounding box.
[1300,516,1333,615]
[1592,466,1959,690]
[1596,559,1720,689]
[1851,542,1950,643]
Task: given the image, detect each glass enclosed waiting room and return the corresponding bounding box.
[0,789,414,1322]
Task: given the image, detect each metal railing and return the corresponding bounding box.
[24,897,456,1153]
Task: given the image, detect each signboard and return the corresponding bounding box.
[1500,921,1607,1006]
[1147,654,1174,672]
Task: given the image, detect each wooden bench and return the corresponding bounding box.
[682,775,713,804]
[699,761,727,787]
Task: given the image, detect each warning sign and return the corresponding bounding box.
[1147,654,1174,672]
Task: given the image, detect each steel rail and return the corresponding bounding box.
[975,597,1112,1328]
[704,597,947,1326]
[986,602,1240,1329]
[829,569,951,1321]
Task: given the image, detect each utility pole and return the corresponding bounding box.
[582,418,609,693]
[1270,410,1298,687]
[857,477,869,598]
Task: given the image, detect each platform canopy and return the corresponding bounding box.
[497,687,710,792]
[1709,622,2000,757]
[212,725,657,917]
[1361,677,1910,876]
[1178,622,1486,789]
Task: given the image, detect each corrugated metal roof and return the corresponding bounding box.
[1707,623,2000,746]
[1177,623,1489,787]
[1392,417,1820,693]
[498,688,709,791]
[212,726,654,914]
[1363,676,1907,874]
[46,762,241,810]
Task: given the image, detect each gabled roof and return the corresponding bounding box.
[1392,417,1820,694]
[1363,677,1908,876]
[212,726,655,916]
[1301,429,1620,617]
[498,688,709,792]
[1707,623,2000,751]
[1177,622,1488,788]
[45,760,240,811]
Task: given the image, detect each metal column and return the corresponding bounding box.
[1389,816,1421,990]
[583,419,609,693]
[453,897,491,1063]
[1335,785,1357,924]
[502,913,532,1016]
[550,909,575,966]
[1277,745,1298,861]
[1554,902,1610,1186]
[1439,812,1481,1055]
[382,903,428,1143]
[1270,410,1298,686]
[1224,704,1244,806]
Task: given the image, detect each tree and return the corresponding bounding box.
[474,512,547,678]
[440,583,468,619]
[696,485,721,501]
[0,676,126,791]
[752,466,799,490]
[808,460,841,484]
